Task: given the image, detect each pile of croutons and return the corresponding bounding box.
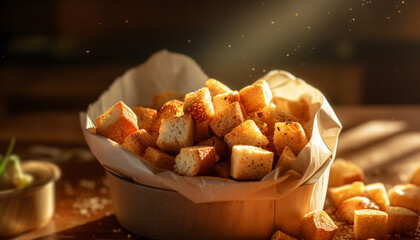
[93,78,310,180]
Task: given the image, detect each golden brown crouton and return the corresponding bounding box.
[156,114,195,154]
[143,147,175,170]
[271,229,297,240]
[387,184,420,212]
[300,210,338,240]
[273,122,308,156]
[272,97,310,123]
[209,102,245,138]
[328,181,366,208]
[276,146,296,171]
[95,101,139,144]
[174,146,217,176]
[328,158,365,188]
[239,80,273,113]
[261,103,298,136]
[336,196,379,224]
[194,121,211,143]
[353,209,388,240]
[183,87,214,123]
[365,183,390,211]
[204,78,232,97]
[214,160,231,178]
[212,91,246,117]
[196,136,229,161]
[131,106,157,132]
[122,129,157,156]
[230,145,274,180]
[386,206,419,233]
[224,120,269,149]
[151,99,184,133]
[410,164,420,186]
[247,111,268,136]
[152,90,184,110]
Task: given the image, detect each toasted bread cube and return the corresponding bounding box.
[151,99,184,133]
[212,91,245,114]
[273,122,308,156]
[247,111,268,136]
[204,78,232,97]
[214,160,231,178]
[224,120,269,149]
[328,158,365,188]
[209,102,245,138]
[353,209,388,240]
[388,184,420,212]
[273,97,310,123]
[271,229,298,240]
[365,183,390,211]
[174,146,217,176]
[122,129,156,156]
[195,121,211,142]
[410,164,420,186]
[336,196,379,224]
[131,106,157,132]
[328,181,366,208]
[300,210,338,240]
[262,103,299,136]
[95,101,139,144]
[386,206,419,233]
[196,136,229,161]
[276,146,296,171]
[239,80,273,113]
[152,90,184,110]
[230,145,274,180]
[183,87,214,123]
[143,147,175,170]
[156,114,195,154]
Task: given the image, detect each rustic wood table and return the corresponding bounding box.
[0,105,419,240]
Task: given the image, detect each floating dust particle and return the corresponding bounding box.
[98,22,102,25]
[248,74,252,78]
[401,0,405,4]
[297,44,301,48]
[294,48,297,51]
[241,34,245,38]
[262,69,266,73]
[187,39,191,43]
[349,28,352,32]
[295,12,299,17]
[398,10,402,13]
[270,20,275,24]
[85,50,90,54]
[127,234,132,239]
[286,53,290,57]
[302,62,306,66]
[328,11,331,15]
[113,228,121,233]
[349,8,353,11]
[307,25,311,30]
[228,44,231,48]
[124,20,129,23]
[387,16,391,20]
[251,67,255,71]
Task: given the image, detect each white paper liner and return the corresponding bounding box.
[80,50,342,203]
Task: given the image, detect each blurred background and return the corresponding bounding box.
[0,0,419,144]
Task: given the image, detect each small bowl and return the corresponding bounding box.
[0,160,61,237]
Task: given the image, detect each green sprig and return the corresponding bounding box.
[0,138,16,177]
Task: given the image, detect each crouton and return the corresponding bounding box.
[224,120,269,149]
[300,210,338,240]
[353,209,388,240]
[239,80,273,113]
[272,97,310,123]
[328,181,366,208]
[365,183,390,211]
[336,196,379,224]
[271,229,297,240]
[276,146,296,171]
[151,99,184,133]
[273,122,308,156]
[143,147,175,170]
[247,111,268,135]
[196,136,229,161]
[156,114,195,154]
[410,164,420,186]
[212,91,246,116]
[204,78,232,97]
[209,102,245,138]
[95,101,138,144]
[152,90,184,110]
[183,87,214,123]
[214,160,231,178]
[328,158,365,188]
[122,129,156,157]
[388,184,420,212]
[195,121,211,142]
[174,146,217,176]
[230,145,274,180]
[386,206,419,233]
[131,106,157,132]
[261,103,298,136]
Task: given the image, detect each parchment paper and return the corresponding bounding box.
[80,50,342,203]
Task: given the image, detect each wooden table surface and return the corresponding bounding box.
[0,105,419,240]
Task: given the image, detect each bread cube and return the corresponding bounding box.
[156,114,195,154]
[388,184,420,212]
[204,78,232,97]
[194,121,211,143]
[247,111,268,136]
[183,87,214,123]
[276,146,296,171]
[386,206,419,233]
[239,80,273,113]
[365,183,390,211]
[273,122,308,156]
[410,164,420,186]
[122,129,157,156]
[212,91,246,115]
[261,103,297,136]
[328,181,365,208]
[174,146,217,176]
[95,101,139,144]
[353,209,388,240]
[152,90,184,110]
[131,106,157,132]
[271,229,297,240]
[328,158,365,188]
[214,160,231,178]
[272,97,310,123]
[196,136,229,161]
[336,196,379,224]
[151,99,184,133]
[230,145,274,180]
[300,210,338,240]
[143,147,175,170]
[209,102,245,138]
[224,120,269,149]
